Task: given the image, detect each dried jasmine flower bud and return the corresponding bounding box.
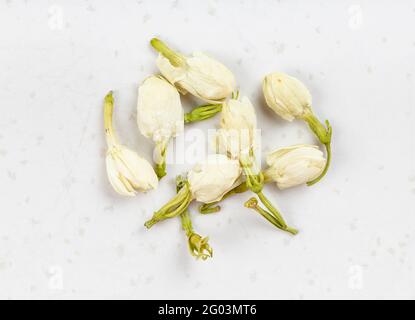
[151,38,236,104]
[104,92,158,196]
[137,75,184,179]
[264,144,326,189]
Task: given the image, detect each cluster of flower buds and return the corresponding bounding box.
[103,38,333,261]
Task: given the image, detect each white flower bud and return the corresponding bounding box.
[214,95,257,159]
[106,145,158,196]
[104,92,158,196]
[137,75,184,178]
[188,154,241,203]
[156,50,236,103]
[137,75,184,144]
[265,144,326,189]
[262,72,312,121]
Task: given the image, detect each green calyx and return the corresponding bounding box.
[184,104,223,124]
[188,233,213,260]
[302,112,333,186]
[144,180,192,228]
[155,162,166,179]
[150,38,185,67]
[154,141,168,179]
[240,158,264,194]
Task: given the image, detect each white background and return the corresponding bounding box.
[0,0,414,299]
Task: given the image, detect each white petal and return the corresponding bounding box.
[266,144,326,189]
[215,96,257,159]
[106,154,136,196]
[188,154,241,203]
[137,75,184,143]
[156,52,235,103]
[263,72,312,121]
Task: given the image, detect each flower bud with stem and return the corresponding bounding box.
[262,72,332,186]
[104,91,158,196]
[137,75,184,180]
[151,38,236,104]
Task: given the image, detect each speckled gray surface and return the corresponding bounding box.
[0,0,414,299]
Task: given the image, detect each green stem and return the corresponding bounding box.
[303,113,332,186]
[180,210,193,237]
[257,192,288,229]
[307,142,332,186]
[303,113,331,144]
[240,157,296,233]
[184,104,222,124]
[245,198,298,235]
[150,38,185,67]
[104,91,117,148]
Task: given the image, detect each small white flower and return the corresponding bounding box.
[214,95,257,160]
[137,75,184,178]
[188,154,241,203]
[106,145,158,196]
[265,144,326,189]
[151,38,236,103]
[262,72,312,121]
[104,92,158,196]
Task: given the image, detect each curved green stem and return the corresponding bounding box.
[307,141,331,186]
[150,38,185,67]
[303,113,332,186]
[184,104,222,124]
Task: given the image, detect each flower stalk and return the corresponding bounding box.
[244,198,298,235]
[104,91,117,148]
[302,112,332,186]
